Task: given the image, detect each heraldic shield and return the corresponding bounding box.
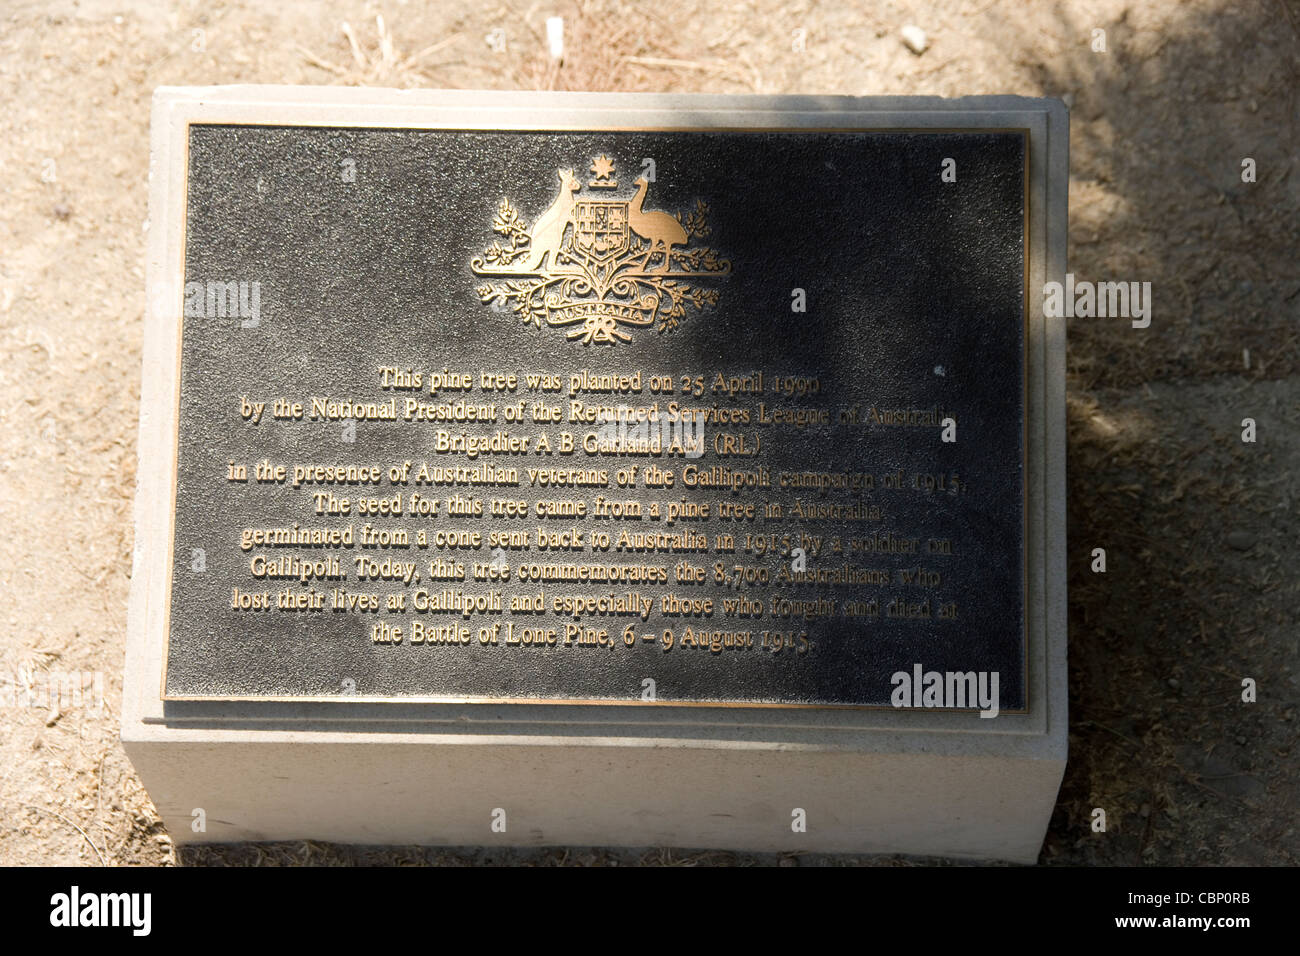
[472,156,731,345]
[572,200,629,264]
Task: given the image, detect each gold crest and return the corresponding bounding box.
[472,158,731,345]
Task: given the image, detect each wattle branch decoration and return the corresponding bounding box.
[470,167,731,345]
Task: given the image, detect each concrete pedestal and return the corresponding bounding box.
[124,88,1068,862]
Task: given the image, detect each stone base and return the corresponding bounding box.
[125,727,1064,862]
[124,87,1068,863]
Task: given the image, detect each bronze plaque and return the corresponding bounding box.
[163,124,1027,710]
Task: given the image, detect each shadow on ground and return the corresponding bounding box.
[1011,1,1299,865]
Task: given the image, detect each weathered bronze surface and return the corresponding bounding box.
[165,125,1027,708]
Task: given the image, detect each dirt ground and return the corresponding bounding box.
[1,0,1295,866]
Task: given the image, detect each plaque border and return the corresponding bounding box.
[160,121,1029,711]
[129,89,1065,737]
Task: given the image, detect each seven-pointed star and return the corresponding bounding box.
[590,154,615,179]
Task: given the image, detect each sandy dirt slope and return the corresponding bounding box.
[0,0,1295,865]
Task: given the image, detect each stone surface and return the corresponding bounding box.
[123,87,1068,862]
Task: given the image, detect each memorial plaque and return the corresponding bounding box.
[165,123,1026,710]
[125,90,1067,860]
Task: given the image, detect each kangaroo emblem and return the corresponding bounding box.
[515,168,581,271]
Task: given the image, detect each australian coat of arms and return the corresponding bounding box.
[472,155,731,345]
